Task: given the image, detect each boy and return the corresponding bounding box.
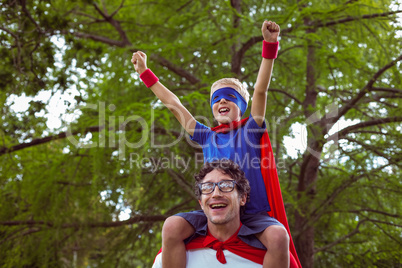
[132,21,290,268]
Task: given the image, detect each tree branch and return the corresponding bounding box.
[343,137,400,165]
[333,54,402,124]
[364,219,402,228]
[165,198,197,215]
[109,0,125,18]
[166,169,197,200]
[0,124,182,156]
[0,227,42,245]
[371,87,402,94]
[150,54,202,85]
[56,181,92,187]
[176,0,193,12]
[57,11,201,85]
[306,164,393,233]
[0,26,19,40]
[60,30,131,47]
[0,26,22,71]
[326,209,401,219]
[314,219,368,253]
[327,116,402,142]
[19,0,41,32]
[1,220,53,227]
[313,10,402,28]
[269,88,303,105]
[372,221,402,246]
[232,36,262,75]
[0,214,168,229]
[234,11,402,69]
[73,9,102,21]
[230,0,242,76]
[93,2,130,45]
[306,173,364,231]
[0,126,103,156]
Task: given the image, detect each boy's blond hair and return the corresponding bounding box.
[210,78,250,104]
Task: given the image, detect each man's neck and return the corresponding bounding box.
[207,219,241,242]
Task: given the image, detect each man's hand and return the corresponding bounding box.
[131,51,148,74]
[261,21,280,43]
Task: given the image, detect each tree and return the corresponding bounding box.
[1,0,401,267]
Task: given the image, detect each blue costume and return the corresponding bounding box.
[191,115,271,214]
[177,87,283,249]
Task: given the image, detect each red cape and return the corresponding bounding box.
[186,224,266,264]
[155,118,302,267]
[260,128,301,268]
[211,118,302,268]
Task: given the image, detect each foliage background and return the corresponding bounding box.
[1,0,401,267]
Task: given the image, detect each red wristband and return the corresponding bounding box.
[262,41,279,59]
[139,69,159,88]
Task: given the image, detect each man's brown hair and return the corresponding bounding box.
[194,159,251,211]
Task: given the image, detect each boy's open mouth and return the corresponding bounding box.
[219,107,230,114]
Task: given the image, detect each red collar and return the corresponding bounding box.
[202,224,243,264]
[211,117,249,134]
[184,222,265,265]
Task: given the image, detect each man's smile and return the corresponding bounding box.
[210,203,228,209]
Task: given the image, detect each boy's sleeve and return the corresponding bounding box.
[189,121,211,145]
[245,114,267,140]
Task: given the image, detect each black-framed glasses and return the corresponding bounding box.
[198,180,237,195]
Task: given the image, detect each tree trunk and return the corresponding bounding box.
[295,151,321,268]
[230,0,242,77]
[295,18,322,267]
[295,217,315,268]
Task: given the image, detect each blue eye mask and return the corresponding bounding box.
[211,87,248,116]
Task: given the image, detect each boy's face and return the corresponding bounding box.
[211,85,242,124]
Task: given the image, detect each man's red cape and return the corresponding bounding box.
[155,118,301,267]
[186,224,266,264]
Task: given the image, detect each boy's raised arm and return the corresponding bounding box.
[131,51,196,136]
[250,21,280,127]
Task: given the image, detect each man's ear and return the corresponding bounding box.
[198,199,204,210]
[240,194,247,206]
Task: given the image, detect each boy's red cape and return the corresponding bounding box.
[155,118,301,267]
[210,117,301,267]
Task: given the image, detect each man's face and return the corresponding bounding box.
[198,169,246,225]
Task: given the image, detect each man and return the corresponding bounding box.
[152,160,289,267]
